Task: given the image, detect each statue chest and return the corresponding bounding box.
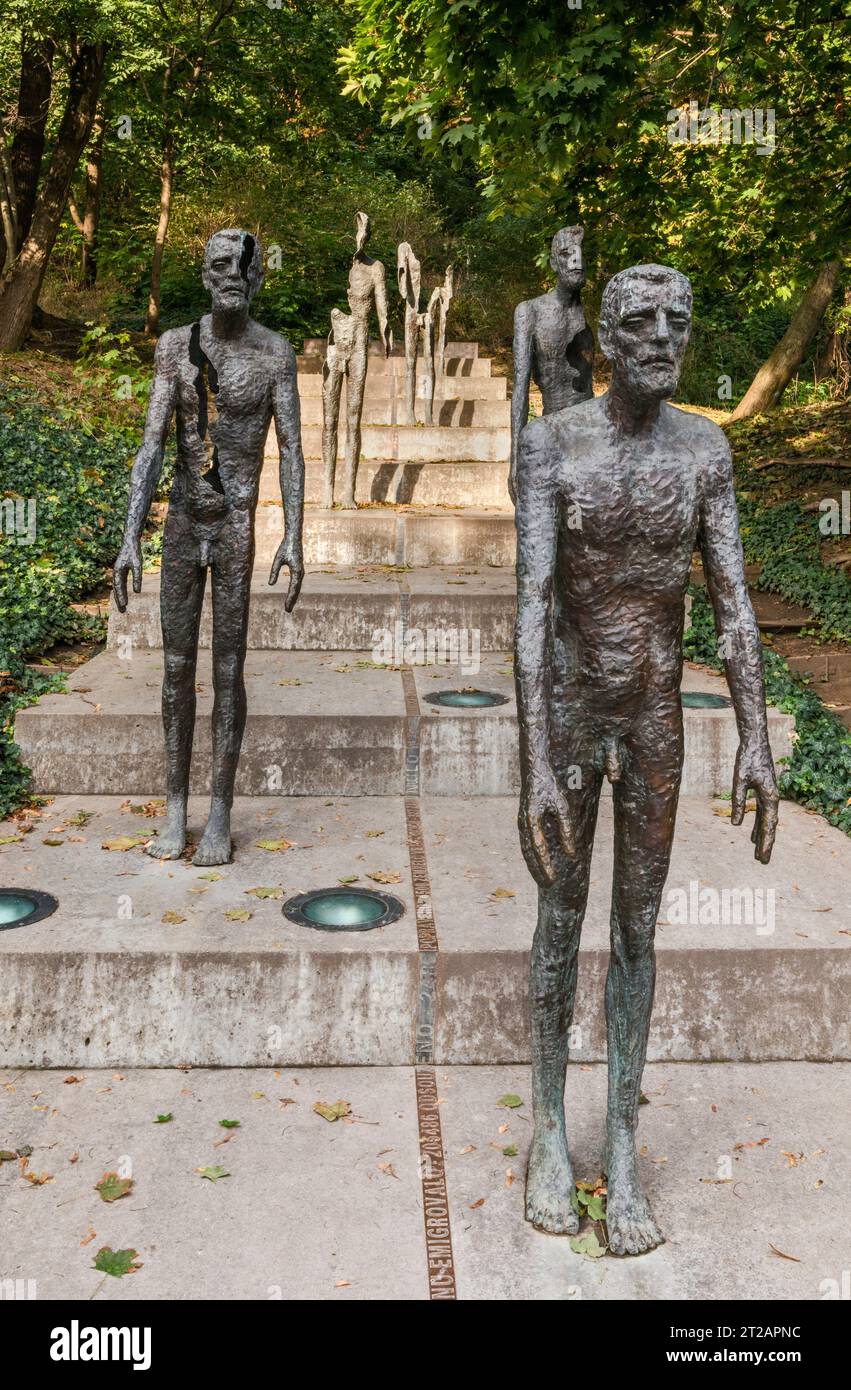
[181,354,271,423]
[563,459,700,550]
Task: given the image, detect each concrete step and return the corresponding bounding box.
[254,505,516,567]
[296,354,492,378]
[14,654,794,799]
[301,336,479,358]
[260,459,511,508]
[295,396,509,427]
[3,1060,845,1300]
[107,567,517,653]
[0,792,843,1067]
[296,373,507,401]
[292,422,509,465]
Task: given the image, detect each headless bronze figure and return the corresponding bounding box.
[514,265,778,1253]
[322,211,392,508]
[509,225,594,503]
[113,229,305,866]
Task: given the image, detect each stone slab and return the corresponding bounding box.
[294,397,508,427]
[296,354,492,378]
[296,373,508,401]
[253,505,516,567]
[260,459,512,508]
[295,422,509,464]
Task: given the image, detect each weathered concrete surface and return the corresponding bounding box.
[14,651,792,799]
[294,422,509,465]
[253,505,516,567]
[297,353,492,378]
[0,794,846,1066]
[302,336,479,358]
[440,1062,851,1300]
[261,458,512,507]
[0,797,417,1067]
[296,372,507,401]
[294,397,509,428]
[0,1066,428,1300]
[0,1062,846,1299]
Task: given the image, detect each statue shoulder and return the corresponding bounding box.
[665,402,732,468]
[153,326,189,372]
[254,322,297,370]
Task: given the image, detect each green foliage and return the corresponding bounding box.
[0,382,138,816]
[737,497,851,644]
[684,585,851,835]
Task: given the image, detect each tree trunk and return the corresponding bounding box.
[0,143,18,275]
[81,105,105,286]
[728,260,842,421]
[144,137,175,336]
[0,43,107,352]
[10,36,55,251]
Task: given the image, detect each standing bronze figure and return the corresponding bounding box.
[514,264,778,1254]
[397,241,422,427]
[113,228,305,866]
[509,225,594,503]
[322,211,392,508]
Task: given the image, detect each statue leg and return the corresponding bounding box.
[421,316,435,426]
[147,509,206,860]
[193,512,253,866]
[340,334,368,509]
[403,309,418,426]
[603,697,682,1254]
[526,721,602,1234]
[321,359,344,508]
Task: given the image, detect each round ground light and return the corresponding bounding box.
[283,887,405,933]
[424,688,508,709]
[681,691,732,709]
[0,888,59,931]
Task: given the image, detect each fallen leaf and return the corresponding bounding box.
[161,910,185,924]
[102,835,149,852]
[378,1162,398,1178]
[256,839,293,852]
[95,1172,133,1203]
[92,1247,142,1277]
[314,1100,351,1122]
[80,1226,97,1247]
[218,1119,241,1129]
[197,1165,230,1181]
[490,887,515,900]
[225,908,251,922]
[197,871,223,881]
[367,870,401,884]
[469,1197,486,1209]
[497,1093,523,1109]
[502,1145,518,1157]
[570,1232,607,1259]
[769,1243,801,1262]
[338,875,359,884]
[245,886,283,899]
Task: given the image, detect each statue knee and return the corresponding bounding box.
[164,651,195,685]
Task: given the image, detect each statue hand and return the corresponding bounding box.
[112,537,142,613]
[269,536,304,612]
[519,764,574,887]
[731,740,779,864]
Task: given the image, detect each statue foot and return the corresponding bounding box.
[145,807,186,861]
[338,493,356,510]
[322,491,334,509]
[525,1126,579,1235]
[192,804,232,866]
[604,1143,664,1256]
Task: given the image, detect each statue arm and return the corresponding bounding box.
[268,338,305,610]
[573,324,594,398]
[509,301,534,504]
[514,418,574,883]
[112,331,178,611]
[698,432,778,862]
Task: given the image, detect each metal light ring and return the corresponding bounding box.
[0,888,60,931]
[423,688,509,709]
[283,886,406,932]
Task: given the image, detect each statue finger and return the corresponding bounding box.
[730,772,747,826]
[285,565,304,613]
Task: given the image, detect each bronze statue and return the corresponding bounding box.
[322,211,392,508]
[113,228,305,865]
[422,265,454,425]
[509,225,593,503]
[397,240,422,426]
[514,264,778,1254]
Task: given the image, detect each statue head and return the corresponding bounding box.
[202,229,264,312]
[598,264,692,401]
[397,241,421,307]
[354,211,371,254]
[550,225,585,290]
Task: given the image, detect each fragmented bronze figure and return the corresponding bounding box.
[322,211,392,508]
[397,240,422,426]
[113,228,305,865]
[510,225,593,502]
[422,264,454,426]
[514,264,778,1253]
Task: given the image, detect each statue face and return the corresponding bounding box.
[550,228,584,290]
[203,230,263,311]
[603,274,691,400]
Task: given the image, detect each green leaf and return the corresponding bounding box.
[497,1093,523,1109]
[154,1113,173,1124]
[92,1247,141,1277]
[197,1165,230,1181]
[569,1232,607,1259]
[313,1100,351,1122]
[95,1172,133,1203]
[218,1119,241,1129]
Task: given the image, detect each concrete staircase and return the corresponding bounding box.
[4,339,846,1074]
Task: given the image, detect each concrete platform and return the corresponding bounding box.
[294,422,509,465]
[296,354,492,378]
[12,654,794,799]
[0,791,844,1067]
[106,566,517,653]
[254,505,516,567]
[301,337,479,358]
[1,1062,848,1298]
[261,459,511,508]
[296,373,508,401]
[294,397,509,427]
